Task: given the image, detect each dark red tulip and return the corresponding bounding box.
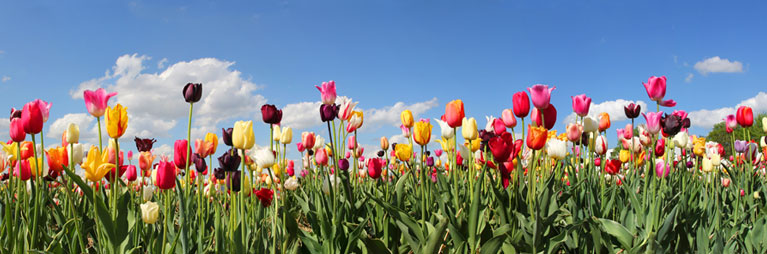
[183,83,202,103]
[320,104,338,122]
[255,188,274,207]
[227,171,241,192]
[222,128,234,146]
[218,148,241,172]
[194,153,207,173]
[134,137,157,152]
[338,158,349,171]
[531,104,557,130]
[624,103,641,119]
[261,104,283,125]
[660,114,684,136]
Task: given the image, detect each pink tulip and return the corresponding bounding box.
[642,76,676,107]
[9,118,26,142]
[21,100,46,135]
[642,112,663,134]
[174,140,189,169]
[14,159,32,181]
[435,149,443,157]
[345,151,351,159]
[501,109,517,128]
[566,123,582,142]
[400,124,410,137]
[721,178,731,188]
[623,124,633,139]
[315,80,337,105]
[347,136,357,150]
[655,160,670,178]
[315,148,328,166]
[492,118,506,134]
[571,94,591,117]
[527,84,556,109]
[124,165,137,182]
[287,160,295,176]
[83,88,118,118]
[296,143,305,153]
[725,114,737,133]
[155,157,176,190]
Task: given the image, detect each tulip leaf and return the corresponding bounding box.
[596,218,634,250]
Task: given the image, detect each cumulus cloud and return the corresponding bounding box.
[688,92,767,130]
[694,56,744,75]
[68,53,266,141]
[564,99,648,124]
[1,76,10,82]
[0,118,9,141]
[45,113,95,141]
[157,58,168,69]
[685,73,694,83]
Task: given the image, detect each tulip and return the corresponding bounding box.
[20,141,34,160]
[400,110,414,129]
[9,118,25,142]
[642,76,676,107]
[316,80,337,105]
[313,136,325,150]
[492,118,506,134]
[595,135,608,155]
[22,100,46,134]
[367,158,384,179]
[582,116,598,133]
[155,157,176,190]
[702,156,713,173]
[723,114,737,133]
[193,154,206,173]
[763,117,767,133]
[173,140,190,170]
[205,132,219,155]
[284,177,299,191]
[619,150,630,164]
[624,103,641,119]
[623,124,633,139]
[62,123,80,145]
[232,120,255,150]
[604,159,621,175]
[693,137,706,157]
[673,132,689,148]
[655,159,670,178]
[315,148,328,166]
[13,159,32,181]
[462,117,478,140]
[67,143,84,165]
[531,104,557,130]
[222,128,234,147]
[380,137,389,150]
[337,158,349,171]
[412,121,433,146]
[346,110,363,132]
[527,84,556,110]
[710,153,721,166]
[261,104,283,125]
[46,147,68,172]
[182,83,203,103]
[488,133,514,162]
[125,165,137,181]
[546,139,566,160]
[105,104,128,138]
[642,112,663,134]
[134,137,157,153]
[82,146,116,182]
[598,112,611,132]
[272,125,281,142]
[660,114,688,136]
[526,125,547,150]
[255,188,274,207]
[320,104,339,122]
[571,94,591,117]
[566,123,583,142]
[253,148,275,169]
[511,92,531,119]
[467,138,481,152]
[501,109,517,128]
[434,119,454,139]
[444,100,465,128]
[736,106,753,127]
[280,127,293,144]
[395,144,413,162]
[140,201,160,224]
[83,88,117,118]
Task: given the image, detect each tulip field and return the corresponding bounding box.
[2,78,767,254]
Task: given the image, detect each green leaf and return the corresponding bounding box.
[596,218,634,250]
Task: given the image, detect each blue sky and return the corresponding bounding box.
[1,1,765,163]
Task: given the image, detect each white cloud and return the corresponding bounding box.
[685,73,694,83]
[364,97,439,131]
[157,58,168,69]
[0,118,9,141]
[45,113,95,142]
[281,101,323,130]
[70,53,266,141]
[688,92,767,130]
[564,99,648,124]
[1,76,9,82]
[694,56,744,75]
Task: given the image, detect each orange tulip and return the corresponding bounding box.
[46,147,69,172]
[413,121,432,146]
[20,141,34,160]
[444,100,465,128]
[106,104,128,139]
[526,124,547,150]
[598,112,610,132]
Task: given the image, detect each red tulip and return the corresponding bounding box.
[604,159,621,175]
[174,140,190,169]
[531,104,557,130]
[255,188,274,207]
[512,92,530,118]
[21,100,45,135]
[155,158,176,190]
[736,106,753,127]
[124,165,137,182]
[488,132,514,163]
[444,100,465,128]
[367,158,384,179]
[14,159,32,181]
[492,118,506,134]
[9,118,25,142]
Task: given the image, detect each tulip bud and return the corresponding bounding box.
[462,118,478,140]
[338,158,349,171]
[140,201,160,224]
[65,123,79,144]
[280,127,293,144]
[182,83,203,103]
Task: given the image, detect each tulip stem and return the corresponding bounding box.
[30,134,41,247]
[97,116,103,151]
[186,103,194,198]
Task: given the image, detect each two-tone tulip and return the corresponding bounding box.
[106,104,128,138]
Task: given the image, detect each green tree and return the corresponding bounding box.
[705,113,766,158]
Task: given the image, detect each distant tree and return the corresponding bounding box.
[705,113,766,158]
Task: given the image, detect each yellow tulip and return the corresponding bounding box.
[2,142,19,161]
[66,123,80,144]
[272,163,282,178]
[413,121,432,146]
[401,110,414,128]
[272,125,282,142]
[105,103,128,139]
[435,136,455,152]
[462,117,478,140]
[205,132,219,155]
[280,127,293,144]
[395,144,413,162]
[140,201,160,224]
[619,150,630,163]
[232,120,255,150]
[81,146,116,182]
[28,157,45,177]
[465,139,480,152]
[693,137,706,157]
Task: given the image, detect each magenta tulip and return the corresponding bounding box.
[642,112,663,134]
[527,84,556,109]
[725,114,737,133]
[642,76,676,107]
[83,88,118,118]
[316,80,337,105]
[21,100,45,135]
[571,94,591,117]
[155,158,177,190]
